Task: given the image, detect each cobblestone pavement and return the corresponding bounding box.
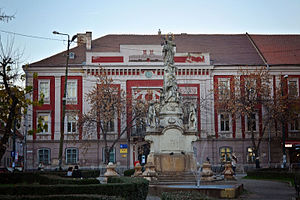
[147,174,297,200]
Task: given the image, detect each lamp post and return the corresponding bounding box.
[281,75,288,168]
[53,31,77,170]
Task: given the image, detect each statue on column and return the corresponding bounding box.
[162,34,179,104]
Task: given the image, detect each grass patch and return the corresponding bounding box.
[243,175,294,186]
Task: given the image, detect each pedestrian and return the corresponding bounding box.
[67,167,73,177]
[72,165,82,178]
[38,162,44,171]
[255,157,260,168]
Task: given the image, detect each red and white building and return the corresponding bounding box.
[23,32,300,171]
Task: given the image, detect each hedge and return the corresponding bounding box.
[0,195,124,200]
[0,173,99,185]
[123,169,135,177]
[246,169,296,180]
[0,176,149,200]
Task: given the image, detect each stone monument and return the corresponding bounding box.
[145,34,198,173]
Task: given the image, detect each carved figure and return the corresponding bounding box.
[162,35,176,66]
[147,102,157,128]
[188,103,197,129]
[162,34,179,104]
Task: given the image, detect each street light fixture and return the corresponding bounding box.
[281,75,288,168]
[53,31,77,170]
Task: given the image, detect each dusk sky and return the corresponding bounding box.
[1,0,300,65]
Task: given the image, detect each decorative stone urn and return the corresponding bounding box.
[142,162,158,181]
[201,161,214,181]
[133,163,143,177]
[223,162,235,180]
[103,162,119,182]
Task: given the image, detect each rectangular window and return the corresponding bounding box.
[220,147,232,163]
[38,148,50,165]
[288,79,299,97]
[290,117,300,131]
[67,80,77,103]
[245,78,257,99]
[66,114,77,134]
[218,79,230,99]
[102,148,116,163]
[37,113,50,134]
[219,113,230,132]
[39,80,50,103]
[103,110,117,133]
[66,148,78,164]
[246,113,257,132]
[247,147,256,163]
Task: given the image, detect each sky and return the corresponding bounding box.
[1,0,300,65]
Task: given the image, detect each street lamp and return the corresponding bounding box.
[281,74,288,168]
[53,31,77,170]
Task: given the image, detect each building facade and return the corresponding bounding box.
[23,32,300,171]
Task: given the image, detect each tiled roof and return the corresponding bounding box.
[250,35,300,65]
[31,33,300,67]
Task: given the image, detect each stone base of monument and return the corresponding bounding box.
[149,183,244,199]
[150,153,196,173]
[145,126,198,174]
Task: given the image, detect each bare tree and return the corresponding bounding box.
[79,72,149,164]
[0,9,14,22]
[215,67,297,164]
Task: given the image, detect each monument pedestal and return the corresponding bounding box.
[145,126,198,174]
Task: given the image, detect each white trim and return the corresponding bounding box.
[38,80,50,103]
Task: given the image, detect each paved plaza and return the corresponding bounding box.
[147,174,296,200]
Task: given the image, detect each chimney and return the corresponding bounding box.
[86,31,92,50]
[76,31,92,50]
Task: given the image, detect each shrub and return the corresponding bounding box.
[0,172,99,185]
[123,169,135,177]
[0,195,124,200]
[0,176,148,200]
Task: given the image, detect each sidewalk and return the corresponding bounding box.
[147,174,296,200]
[235,174,296,200]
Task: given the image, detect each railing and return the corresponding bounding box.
[130,127,146,137]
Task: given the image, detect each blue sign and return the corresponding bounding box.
[120,144,128,149]
[11,151,15,158]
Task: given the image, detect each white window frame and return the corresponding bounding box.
[218,112,232,133]
[102,147,116,163]
[66,80,77,104]
[102,111,117,134]
[37,112,51,134]
[38,80,50,103]
[218,78,230,99]
[289,115,300,132]
[65,148,78,164]
[245,112,258,132]
[288,78,299,97]
[65,113,78,134]
[245,78,257,99]
[38,148,51,165]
